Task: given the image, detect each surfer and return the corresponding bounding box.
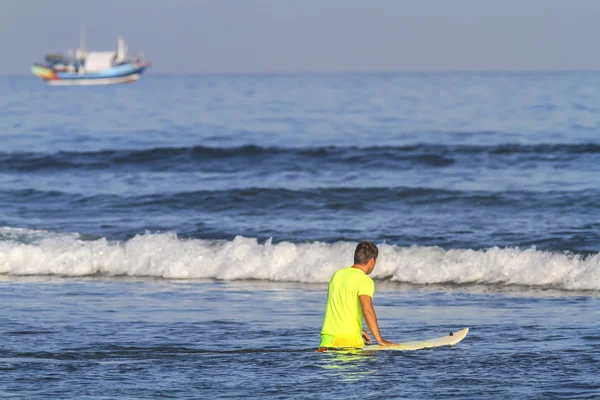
[318,241,397,350]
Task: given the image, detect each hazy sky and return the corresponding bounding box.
[1,0,599,74]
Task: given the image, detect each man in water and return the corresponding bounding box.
[318,241,397,350]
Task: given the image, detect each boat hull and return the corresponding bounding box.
[31,62,151,86]
[46,73,141,86]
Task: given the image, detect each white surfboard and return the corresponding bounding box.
[363,328,469,351]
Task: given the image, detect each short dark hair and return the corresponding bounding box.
[354,241,378,265]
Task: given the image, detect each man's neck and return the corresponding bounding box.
[351,264,369,274]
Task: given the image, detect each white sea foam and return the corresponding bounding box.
[0,228,599,290]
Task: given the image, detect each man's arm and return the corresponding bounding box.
[359,295,397,346]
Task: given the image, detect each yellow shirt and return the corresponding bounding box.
[319,267,375,348]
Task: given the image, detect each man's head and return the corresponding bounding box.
[354,241,378,274]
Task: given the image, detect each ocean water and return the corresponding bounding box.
[1,72,600,399]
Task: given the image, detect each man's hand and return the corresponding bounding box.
[362,330,372,345]
[377,338,398,346]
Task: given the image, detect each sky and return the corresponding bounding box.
[1,0,599,74]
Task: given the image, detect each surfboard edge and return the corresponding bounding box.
[362,327,470,351]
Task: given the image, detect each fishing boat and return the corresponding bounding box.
[31,35,151,85]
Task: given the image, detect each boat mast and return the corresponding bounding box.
[75,24,87,67]
[80,24,86,52]
[117,36,127,63]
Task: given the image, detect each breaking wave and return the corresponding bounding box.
[1,228,599,291]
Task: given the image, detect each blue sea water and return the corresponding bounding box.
[1,72,600,399]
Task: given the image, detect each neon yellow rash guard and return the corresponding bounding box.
[319,267,375,348]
